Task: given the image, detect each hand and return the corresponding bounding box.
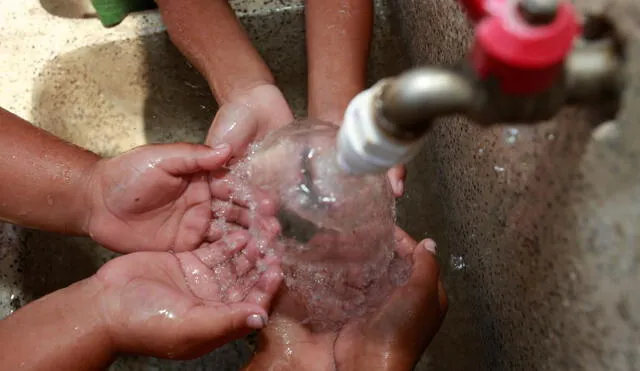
[83,142,234,253]
[94,231,283,360]
[206,84,294,161]
[245,227,447,371]
[205,84,293,236]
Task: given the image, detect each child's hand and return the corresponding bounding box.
[246,227,447,371]
[206,84,294,162]
[95,231,282,359]
[204,83,292,236]
[82,142,237,253]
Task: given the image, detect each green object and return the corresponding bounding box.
[92,0,157,27]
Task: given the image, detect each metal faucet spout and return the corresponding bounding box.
[376,68,475,141]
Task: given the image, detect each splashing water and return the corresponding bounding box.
[450,255,467,271]
[227,119,410,331]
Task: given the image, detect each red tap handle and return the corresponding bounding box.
[458,0,581,94]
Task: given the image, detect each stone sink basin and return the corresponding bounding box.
[1,1,408,369]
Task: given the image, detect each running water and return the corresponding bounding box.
[226,119,410,330]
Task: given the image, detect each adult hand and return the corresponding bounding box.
[82,142,237,253]
[95,231,283,359]
[245,227,447,371]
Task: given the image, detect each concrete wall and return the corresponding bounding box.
[393,1,640,369]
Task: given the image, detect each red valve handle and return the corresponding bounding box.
[459,0,581,94]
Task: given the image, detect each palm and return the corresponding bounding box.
[85,143,233,253]
[250,228,446,371]
[96,231,282,359]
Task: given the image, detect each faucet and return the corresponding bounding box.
[336,0,626,175]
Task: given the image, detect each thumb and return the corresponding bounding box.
[184,302,269,346]
[369,239,446,351]
[139,143,232,176]
[207,103,258,159]
[404,239,446,312]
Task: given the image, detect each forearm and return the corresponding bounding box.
[0,108,99,234]
[156,0,275,103]
[306,0,373,123]
[0,278,114,370]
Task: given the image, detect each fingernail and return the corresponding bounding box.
[421,240,437,255]
[212,143,230,151]
[395,179,404,195]
[246,314,267,329]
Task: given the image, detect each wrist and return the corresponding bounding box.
[76,159,103,237]
[66,276,115,349]
[216,78,277,104]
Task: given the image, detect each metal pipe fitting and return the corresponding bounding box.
[376,67,475,141]
[565,38,624,104]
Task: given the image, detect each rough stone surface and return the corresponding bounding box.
[392,1,640,370]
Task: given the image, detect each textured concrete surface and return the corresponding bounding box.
[0,0,406,369]
[392,1,640,370]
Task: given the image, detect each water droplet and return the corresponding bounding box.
[505,128,519,144]
[158,309,176,319]
[450,255,467,271]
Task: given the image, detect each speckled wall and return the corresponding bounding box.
[392,0,640,370]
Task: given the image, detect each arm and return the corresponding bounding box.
[155,0,276,103]
[306,0,373,123]
[0,234,283,370]
[0,108,98,234]
[0,278,114,371]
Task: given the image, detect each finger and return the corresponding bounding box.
[387,165,406,197]
[193,231,250,267]
[185,302,269,347]
[210,178,279,215]
[243,260,284,309]
[211,199,253,227]
[206,219,246,242]
[367,241,444,357]
[226,270,261,303]
[229,242,261,278]
[147,143,232,176]
[206,102,257,159]
[403,239,441,302]
[394,226,418,259]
